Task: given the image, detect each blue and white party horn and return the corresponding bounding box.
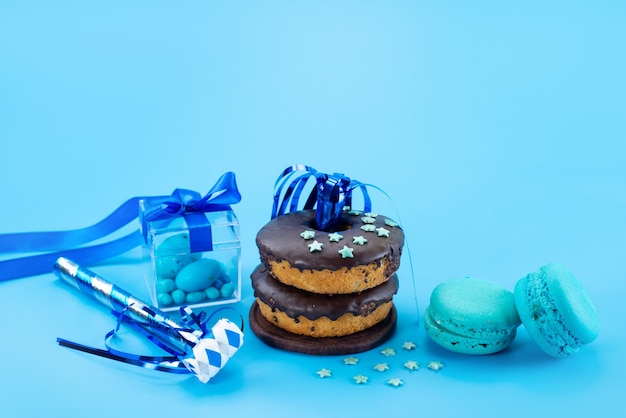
[54,257,244,383]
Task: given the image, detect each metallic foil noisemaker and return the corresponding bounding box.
[54,257,244,383]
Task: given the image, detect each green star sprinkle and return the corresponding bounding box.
[328,232,343,242]
[300,230,315,240]
[404,361,419,371]
[384,218,399,227]
[380,347,396,357]
[308,240,323,252]
[402,341,417,351]
[427,361,444,371]
[353,374,369,384]
[343,357,359,365]
[316,368,332,378]
[360,224,376,232]
[338,245,354,258]
[361,216,376,224]
[364,212,378,218]
[386,378,404,387]
[352,235,368,245]
[348,210,362,216]
[375,227,390,237]
[373,363,389,372]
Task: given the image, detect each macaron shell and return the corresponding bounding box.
[424,306,518,355]
[428,278,521,338]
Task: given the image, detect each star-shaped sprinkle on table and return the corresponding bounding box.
[427,361,444,371]
[404,360,419,371]
[338,245,354,258]
[375,227,390,237]
[373,363,389,372]
[402,341,417,351]
[328,232,343,242]
[316,368,332,378]
[300,230,315,240]
[353,374,369,384]
[386,378,404,387]
[343,357,359,365]
[380,347,396,357]
[308,240,323,252]
[352,235,367,245]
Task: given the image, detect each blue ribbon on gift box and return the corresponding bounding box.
[0,172,241,281]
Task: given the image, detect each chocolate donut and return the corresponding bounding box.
[255,209,404,294]
[251,265,399,338]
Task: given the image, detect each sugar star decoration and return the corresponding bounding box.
[402,341,417,351]
[308,240,323,252]
[348,210,362,216]
[364,212,378,218]
[316,368,332,378]
[353,374,369,384]
[343,357,359,365]
[384,218,399,227]
[300,230,315,240]
[328,232,343,242]
[361,224,376,232]
[361,216,376,224]
[338,245,354,258]
[375,227,390,237]
[380,347,396,357]
[373,363,389,372]
[352,236,368,245]
[404,360,419,371]
[386,378,404,387]
[427,361,444,371]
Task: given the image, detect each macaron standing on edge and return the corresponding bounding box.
[514,263,599,358]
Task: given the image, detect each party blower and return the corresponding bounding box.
[54,257,244,383]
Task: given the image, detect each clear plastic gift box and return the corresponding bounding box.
[139,201,241,312]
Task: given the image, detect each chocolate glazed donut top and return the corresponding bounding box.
[251,265,399,320]
[255,209,404,271]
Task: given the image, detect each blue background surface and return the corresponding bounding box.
[1,1,624,417]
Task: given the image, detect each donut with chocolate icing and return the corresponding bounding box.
[255,209,404,294]
[251,265,398,337]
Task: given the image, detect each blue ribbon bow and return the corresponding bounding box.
[271,164,373,231]
[0,172,240,281]
[141,172,241,252]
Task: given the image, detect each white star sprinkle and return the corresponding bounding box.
[404,360,419,371]
[308,240,323,252]
[402,341,417,351]
[300,230,315,240]
[373,363,389,372]
[353,374,368,384]
[361,216,376,224]
[360,224,376,232]
[352,236,368,245]
[386,378,404,387]
[343,357,359,365]
[328,232,343,242]
[316,368,332,378]
[375,227,390,237]
[427,361,444,371]
[380,347,396,357]
[338,245,354,258]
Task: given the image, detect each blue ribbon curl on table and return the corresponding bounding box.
[0,172,241,282]
[272,164,374,231]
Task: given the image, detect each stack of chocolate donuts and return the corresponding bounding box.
[249,208,404,354]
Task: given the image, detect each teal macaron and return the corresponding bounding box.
[424,278,522,355]
[514,263,599,358]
